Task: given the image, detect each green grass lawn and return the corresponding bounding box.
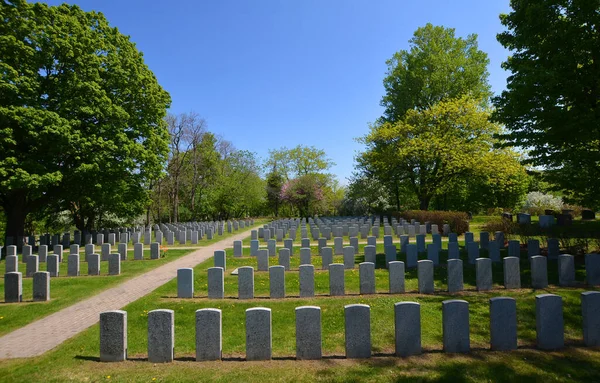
[0,220,267,336]
[1,243,599,382]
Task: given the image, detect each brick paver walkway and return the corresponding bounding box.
[0,229,253,359]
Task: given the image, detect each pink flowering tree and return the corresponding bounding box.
[280,174,325,218]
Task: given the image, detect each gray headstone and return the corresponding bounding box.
[101,243,111,262]
[350,237,359,253]
[495,231,505,248]
[251,230,258,240]
[476,258,492,291]
[99,310,127,362]
[196,308,222,361]
[22,245,32,263]
[488,240,500,263]
[446,242,459,260]
[26,254,39,277]
[508,240,520,258]
[582,291,600,347]
[150,242,160,259]
[447,259,464,293]
[329,263,345,296]
[269,266,285,299]
[108,253,121,275]
[359,262,375,294]
[246,307,272,361]
[343,246,355,269]
[33,271,50,301]
[480,232,489,250]
[4,271,22,302]
[389,261,405,294]
[467,242,479,264]
[88,253,100,275]
[300,247,311,265]
[321,247,333,270]
[214,250,226,270]
[503,256,521,289]
[257,249,269,271]
[489,297,517,351]
[464,232,474,243]
[118,243,127,261]
[442,299,470,353]
[177,268,194,298]
[364,245,376,264]
[250,240,259,256]
[284,239,293,254]
[400,235,409,254]
[67,254,80,277]
[418,260,434,294]
[586,253,600,286]
[39,245,48,263]
[385,245,397,266]
[406,244,418,268]
[531,255,548,289]
[267,239,276,257]
[448,233,457,242]
[528,239,540,258]
[558,254,575,286]
[295,306,322,360]
[5,255,17,273]
[238,266,254,299]
[394,302,421,356]
[301,238,310,248]
[426,244,439,266]
[207,267,224,299]
[334,237,343,255]
[416,234,425,253]
[53,245,63,262]
[278,248,290,270]
[47,254,59,277]
[300,264,315,297]
[233,240,242,257]
[536,294,564,350]
[148,309,175,363]
[134,243,143,260]
[345,304,371,358]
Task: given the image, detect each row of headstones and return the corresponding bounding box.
[4,244,162,275]
[4,218,254,249]
[4,271,51,302]
[99,291,600,362]
[179,253,597,300]
[257,220,452,243]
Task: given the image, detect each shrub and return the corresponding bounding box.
[522,192,563,215]
[482,218,518,240]
[395,210,469,235]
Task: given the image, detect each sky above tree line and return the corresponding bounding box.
[41,0,513,184]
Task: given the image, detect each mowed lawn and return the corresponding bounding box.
[1,244,600,382]
[0,221,266,336]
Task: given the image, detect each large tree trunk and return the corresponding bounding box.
[419,195,431,210]
[4,192,28,247]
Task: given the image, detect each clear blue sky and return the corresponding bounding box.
[42,0,512,184]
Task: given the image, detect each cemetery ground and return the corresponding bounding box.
[2,228,600,382]
[0,220,268,336]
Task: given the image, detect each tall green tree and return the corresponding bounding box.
[0,0,171,238]
[360,96,527,210]
[265,145,334,180]
[381,23,492,123]
[492,0,600,208]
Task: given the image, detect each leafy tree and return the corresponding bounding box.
[265,145,334,180]
[0,0,171,239]
[492,0,600,208]
[265,169,284,216]
[381,23,492,123]
[280,174,325,218]
[360,96,527,210]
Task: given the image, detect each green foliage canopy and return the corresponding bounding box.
[493,0,600,208]
[0,0,171,236]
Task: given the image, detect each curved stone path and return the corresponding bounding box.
[0,229,254,359]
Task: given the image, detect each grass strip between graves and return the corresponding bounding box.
[1,238,599,382]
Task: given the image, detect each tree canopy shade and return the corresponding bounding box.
[0,0,171,238]
[380,23,492,123]
[492,0,600,208]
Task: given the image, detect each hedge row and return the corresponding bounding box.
[394,210,470,235]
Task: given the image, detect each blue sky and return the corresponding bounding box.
[42,0,513,184]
